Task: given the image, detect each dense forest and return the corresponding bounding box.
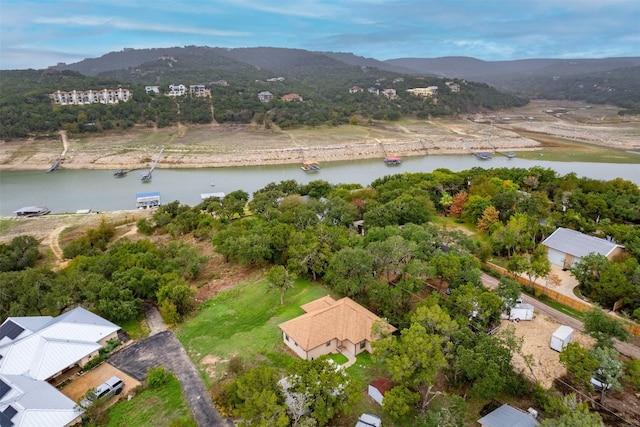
[508,65,640,115]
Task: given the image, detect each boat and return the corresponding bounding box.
[113,169,127,177]
[13,206,51,217]
[301,161,321,171]
[210,183,216,187]
[140,171,152,181]
[384,156,403,165]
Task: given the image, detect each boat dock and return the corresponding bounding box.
[141,148,164,181]
[473,152,493,160]
[495,151,516,158]
[301,161,321,171]
[136,192,161,209]
[46,158,63,172]
[384,156,403,165]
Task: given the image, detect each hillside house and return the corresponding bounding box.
[445,81,461,92]
[407,86,438,97]
[258,91,274,102]
[541,227,624,269]
[145,85,160,94]
[278,296,396,361]
[368,87,380,95]
[167,84,186,96]
[281,93,303,102]
[381,88,398,99]
[189,84,210,97]
[50,88,131,105]
[349,86,364,94]
[0,307,121,426]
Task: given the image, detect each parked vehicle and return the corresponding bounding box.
[79,376,124,408]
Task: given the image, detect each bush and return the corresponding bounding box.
[147,366,173,388]
[624,358,640,391]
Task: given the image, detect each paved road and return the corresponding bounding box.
[481,273,640,359]
[109,331,233,427]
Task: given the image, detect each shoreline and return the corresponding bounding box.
[1,136,541,171]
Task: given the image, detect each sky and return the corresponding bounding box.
[1,0,639,70]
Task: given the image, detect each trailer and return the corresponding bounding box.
[550,325,574,352]
[507,303,534,321]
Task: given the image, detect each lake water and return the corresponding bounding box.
[0,155,638,216]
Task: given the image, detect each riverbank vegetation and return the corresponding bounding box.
[1,165,639,425]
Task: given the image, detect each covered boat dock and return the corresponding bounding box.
[136,192,161,209]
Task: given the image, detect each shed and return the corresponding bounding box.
[550,325,574,352]
[368,378,393,405]
[478,404,539,427]
[136,192,161,209]
[541,227,624,269]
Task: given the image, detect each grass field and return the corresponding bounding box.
[176,277,389,424]
[176,278,335,383]
[103,375,195,427]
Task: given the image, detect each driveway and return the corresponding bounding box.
[109,331,233,427]
[60,362,141,403]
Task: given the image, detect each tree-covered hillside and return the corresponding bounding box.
[0,47,527,139]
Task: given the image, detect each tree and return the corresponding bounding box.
[496,277,522,309]
[228,366,290,427]
[523,245,551,290]
[583,308,630,348]
[540,394,604,427]
[287,357,360,426]
[373,322,447,416]
[476,205,500,233]
[266,265,294,305]
[449,192,468,220]
[559,342,599,389]
[590,346,623,402]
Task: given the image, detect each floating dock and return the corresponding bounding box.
[473,152,493,160]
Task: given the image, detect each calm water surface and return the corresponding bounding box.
[0,155,638,216]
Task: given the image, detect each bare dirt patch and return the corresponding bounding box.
[502,313,595,389]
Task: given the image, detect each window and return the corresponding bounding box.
[359,340,366,350]
[285,334,289,342]
[326,340,331,347]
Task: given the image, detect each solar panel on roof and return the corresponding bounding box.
[0,412,12,427]
[2,406,16,420]
[0,380,10,399]
[0,321,24,341]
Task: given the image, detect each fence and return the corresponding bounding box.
[484,262,640,337]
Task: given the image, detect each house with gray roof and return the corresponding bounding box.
[478,404,539,427]
[0,307,120,426]
[541,227,624,269]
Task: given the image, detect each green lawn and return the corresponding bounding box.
[176,278,335,383]
[103,375,195,427]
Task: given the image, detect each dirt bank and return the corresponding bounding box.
[1,100,638,171]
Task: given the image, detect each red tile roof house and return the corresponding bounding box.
[278,296,396,361]
[281,93,303,102]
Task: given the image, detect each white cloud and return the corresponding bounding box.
[34,16,249,37]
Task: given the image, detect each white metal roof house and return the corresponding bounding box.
[478,404,539,427]
[0,307,120,426]
[0,374,82,427]
[541,227,624,269]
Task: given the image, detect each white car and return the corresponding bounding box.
[79,376,125,408]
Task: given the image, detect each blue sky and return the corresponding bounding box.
[1,0,639,70]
